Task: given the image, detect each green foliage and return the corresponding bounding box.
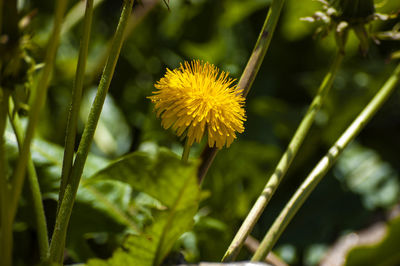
[86,149,200,266]
[345,215,400,266]
[80,89,133,157]
[335,142,400,210]
[2,0,400,265]
[281,0,321,41]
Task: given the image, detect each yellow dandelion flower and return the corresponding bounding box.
[148,60,246,149]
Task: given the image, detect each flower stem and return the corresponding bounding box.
[222,49,344,262]
[0,89,12,266]
[181,138,191,162]
[198,0,286,184]
[48,0,134,263]
[0,0,3,34]
[239,0,285,98]
[8,99,49,261]
[252,62,400,262]
[9,0,69,222]
[58,0,94,214]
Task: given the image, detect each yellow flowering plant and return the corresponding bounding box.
[1,0,400,266]
[148,60,246,153]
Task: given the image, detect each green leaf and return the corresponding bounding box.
[219,0,272,28]
[87,148,200,266]
[4,126,110,184]
[67,181,131,261]
[80,89,133,157]
[344,215,400,266]
[5,127,132,261]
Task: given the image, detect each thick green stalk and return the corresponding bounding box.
[222,49,344,262]
[58,0,94,214]
[9,0,69,221]
[252,62,400,261]
[48,0,134,263]
[0,90,11,266]
[8,99,49,261]
[198,0,286,184]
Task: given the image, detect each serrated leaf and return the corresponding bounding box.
[86,148,200,266]
[86,148,199,210]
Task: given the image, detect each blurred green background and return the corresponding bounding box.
[8,0,400,265]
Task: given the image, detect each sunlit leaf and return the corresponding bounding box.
[86,148,200,266]
[345,214,400,266]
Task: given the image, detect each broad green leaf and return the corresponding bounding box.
[87,148,200,266]
[4,127,110,182]
[67,181,130,261]
[5,126,136,261]
[86,148,199,210]
[80,89,132,157]
[344,215,400,266]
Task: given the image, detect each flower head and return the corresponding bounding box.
[148,60,246,149]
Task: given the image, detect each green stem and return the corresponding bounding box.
[9,0,69,221]
[181,138,191,162]
[0,89,11,266]
[0,0,3,34]
[8,99,49,261]
[58,0,94,214]
[61,0,103,36]
[252,62,400,262]
[87,0,158,82]
[198,0,286,184]
[48,0,134,263]
[222,49,344,262]
[239,0,285,98]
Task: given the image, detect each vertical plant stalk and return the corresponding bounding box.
[252,62,400,262]
[0,90,12,266]
[0,3,18,265]
[9,0,69,221]
[0,0,3,34]
[48,0,134,263]
[222,49,344,262]
[8,99,49,261]
[58,0,94,214]
[198,0,286,184]
[181,138,191,162]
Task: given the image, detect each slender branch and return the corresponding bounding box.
[222,49,344,262]
[8,99,49,261]
[58,0,94,214]
[252,62,400,261]
[0,89,12,266]
[48,0,134,263]
[9,0,69,221]
[198,0,286,184]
